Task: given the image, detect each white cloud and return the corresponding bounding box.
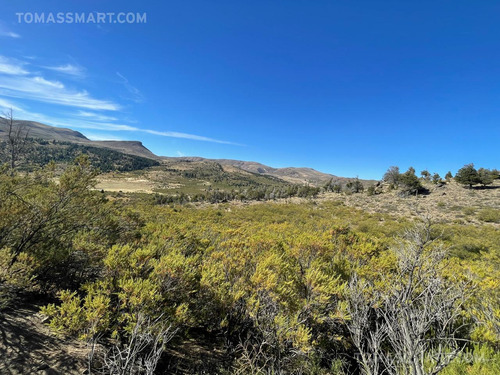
[32,76,65,89]
[0,75,120,110]
[0,55,118,110]
[76,110,118,122]
[4,103,238,144]
[0,56,29,75]
[0,31,20,38]
[144,129,241,145]
[0,97,23,112]
[44,63,85,77]
[116,72,144,103]
[0,54,239,145]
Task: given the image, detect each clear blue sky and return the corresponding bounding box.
[0,1,499,179]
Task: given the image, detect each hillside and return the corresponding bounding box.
[1,118,367,189]
[0,120,158,159]
[162,157,366,186]
[0,138,160,173]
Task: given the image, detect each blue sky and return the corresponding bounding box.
[0,1,499,179]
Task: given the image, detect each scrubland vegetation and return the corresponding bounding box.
[0,155,499,374]
[0,137,160,172]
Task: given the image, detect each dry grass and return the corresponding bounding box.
[336,180,500,226]
[96,173,155,193]
[96,169,499,227]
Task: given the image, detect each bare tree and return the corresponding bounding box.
[88,313,176,375]
[346,276,388,375]
[383,166,400,186]
[346,221,472,375]
[1,108,29,174]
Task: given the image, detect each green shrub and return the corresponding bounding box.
[462,207,476,216]
[440,345,500,375]
[478,208,500,223]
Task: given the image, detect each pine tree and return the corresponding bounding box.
[478,168,494,187]
[432,173,442,184]
[400,167,422,194]
[455,164,480,188]
[420,170,431,181]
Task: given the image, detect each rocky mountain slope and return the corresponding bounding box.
[0,120,157,159]
[0,118,367,186]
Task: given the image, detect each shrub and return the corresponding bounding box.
[346,178,364,193]
[462,207,476,216]
[477,208,500,223]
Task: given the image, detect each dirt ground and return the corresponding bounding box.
[96,176,155,194]
[0,303,87,375]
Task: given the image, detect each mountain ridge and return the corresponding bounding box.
[0,119,158,159]
[0,118,370,185]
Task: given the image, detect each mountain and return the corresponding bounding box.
[214,159,345,185]
[0,120,157,160]
[0,118,368,185]
[162,157,366,185]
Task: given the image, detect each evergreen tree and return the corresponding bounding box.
[455,164,480,188]
[399,167,422,194]
[491,169,500,180]
[346,178,364,193]
[420,170,431,181]
[478,168,494,187]
[432,173,442,184]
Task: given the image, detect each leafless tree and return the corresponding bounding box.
[88,313,176,375]
[233,336,274,375]
[1,108,29,174]
[346,276,388,375]
[383,166,400,186]
[346,221,472,375]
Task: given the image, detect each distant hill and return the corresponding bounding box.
[0,120,157,160]
[162,157,371,186]
[0,118,371,186]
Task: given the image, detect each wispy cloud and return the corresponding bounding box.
[0,30,21,38]
[76,110,118,122]
[0,54,240,145]
[0,97,23,112]
[0,55,118,110]
[116,72,144,103]
[0,22,21,38]
[145,129,241,145]
[0,74,120,110]
[4,102,238,145]
[0,56,29,75]
[44,63,85,77]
